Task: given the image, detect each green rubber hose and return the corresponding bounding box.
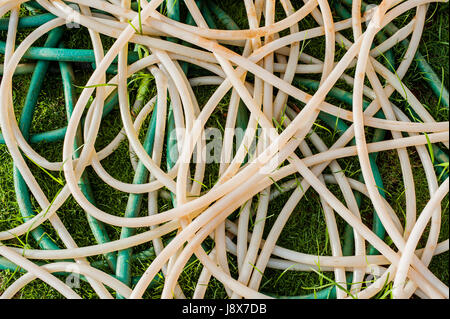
[205,1,345,299]
[207,1,384,298]
[0,93,119,145]
[115,76,157,297]
[0,13,56,30]
[333,0,448,179]
[0,40,140,63]
[13,27,64,251]
[293,77,388,256]
[340,0,449,109]
[0,0,446,299]
[59,44,117,272]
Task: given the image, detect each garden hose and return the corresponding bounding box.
[9,23,118,282]
[13,27,64,251]
[3,2,445,108]
[0,13,55,29]
[341,0,449,109]
[207,1,382,298]
[0,0,448,300]
[332,0,449,177]
[115,79,158,296]
[0,40,141,63]
[1,5,165,296]
[293,77,388,255]
[59,45,117,272]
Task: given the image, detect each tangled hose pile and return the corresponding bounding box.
[0,0,449,299]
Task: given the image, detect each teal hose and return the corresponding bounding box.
[114,112,158,295]
[0,93,119,145]
[206,1,345,299]
[340,0,449,109]
[0,234,177,295]
[10,27,118,272]
[333,0,448,179]
[155,0,215,295]
[207,1,240,30]
[293,77,387,256]
[0,6,121,285]
[13,27,64,251]
[207,1,384,298]
[166,108,178,172]
[0,256,164,292]
[332,0,396,71]
[274,287,336,299]
[0,13,56,30]
[0,40,140,63]
[166,0,180,22]
[201,2,218,29]
[59,45,117,272]
[0,0,446,299]
[1,63,43,75]
[165,0,182,208]
[113,38,159,295]
[204,0,249,163]
[115,77,158,297]
[108,0,182,293]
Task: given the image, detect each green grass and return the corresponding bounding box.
[0,1,448,299]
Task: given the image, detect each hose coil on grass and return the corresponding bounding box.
[0,0,448,299]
